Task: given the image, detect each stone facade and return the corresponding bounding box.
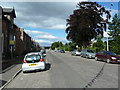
[1,6,40,59]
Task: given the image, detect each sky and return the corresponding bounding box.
[0,0,119,46]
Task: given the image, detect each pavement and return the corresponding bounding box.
[0,56,23,89]
[0,64,22,89]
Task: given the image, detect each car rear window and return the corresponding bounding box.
[25,54,41,61]
[87,50,94,53]
[106,52,117,55]
[78,50,81,52]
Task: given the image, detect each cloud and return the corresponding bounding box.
[24,29,49,35]
[0,0,88,2]
[49,24,66,29]
[24,29,69,46]
[0,2,78,30]
[103,31,109,37]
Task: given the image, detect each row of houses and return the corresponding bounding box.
[0,6,41,60]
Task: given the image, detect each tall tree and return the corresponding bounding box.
[66,2,111,47]
[108,14,120,54]
[108,14,120,38]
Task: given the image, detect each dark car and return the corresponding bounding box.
[59,49,65,53]
[95,51,120,63]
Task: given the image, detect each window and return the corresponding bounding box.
[106,51,117,55]
[87,50,94,53]
[25,55,41,61]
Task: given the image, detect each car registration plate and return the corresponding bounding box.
[29,64,38,66]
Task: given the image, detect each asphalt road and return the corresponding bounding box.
[4,50,119,88]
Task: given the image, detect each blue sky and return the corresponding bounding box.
[0,1,119,46]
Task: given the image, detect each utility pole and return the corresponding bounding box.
[106,31,109,51]
[0,7,2,61]
[106,0,113,51]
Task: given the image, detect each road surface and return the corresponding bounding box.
[4,50,119,88]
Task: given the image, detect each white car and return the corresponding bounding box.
[22,52,46,73]
[71,50,81,56]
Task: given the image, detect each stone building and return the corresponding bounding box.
[0,6,41,60]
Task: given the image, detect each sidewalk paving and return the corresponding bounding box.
[0,56,24,88]
[0,64,22,88]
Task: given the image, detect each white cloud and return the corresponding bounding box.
[0,0,88,2]
[24,29,69,46]
[24,29,49,35]
[36,35,56,39]
[104,31,109,37]
[49,24,66,30]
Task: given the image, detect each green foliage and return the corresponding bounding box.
[108,14,120,54]
[64,42,76,51]
[51,41,64,50]
[66,2,111,47]
[93,37,105,52]
[108,14,120,37]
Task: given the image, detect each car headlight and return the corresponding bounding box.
[111,57,116,59]
[88,54,91,56]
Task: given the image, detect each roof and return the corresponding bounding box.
[3,8,13,13]
[25,52,42,56]
[3,8,16,18]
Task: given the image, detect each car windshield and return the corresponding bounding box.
[87,50,94,53]
[106,52,117,55]
[25,54,41,61]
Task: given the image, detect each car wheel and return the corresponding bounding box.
[23,71,26,73]
[86,55,88,59]
[95,57,98,61]
[106,59,111,63]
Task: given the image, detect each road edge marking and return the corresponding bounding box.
[0,68,22,89]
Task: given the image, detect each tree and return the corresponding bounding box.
[108,14,120,54]
[93,37,105,52]
[66,2,111,48]
[64,42,76,51]
[51,42,60,50]
[51,41,64,50]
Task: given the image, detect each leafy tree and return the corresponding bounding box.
[108,14,120,37]
[51,42,60,50]
[66,2,111,48]
[93,37,105,52]
[51,41,64,50]
[108,14,120,54]
[64,42,76,51]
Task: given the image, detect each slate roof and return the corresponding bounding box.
[3,8,16,18]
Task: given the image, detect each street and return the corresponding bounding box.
[4,50,118,88]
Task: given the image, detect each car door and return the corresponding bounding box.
[97,51,104,60]
[101,51,107,61]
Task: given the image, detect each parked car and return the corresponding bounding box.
[22,52,46,73]
[54,49,59,52]
[40,49,46,56]
[81,49,96,59]
[95,51,120,63]
[71,50,81,56]
[59,49,65,53]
